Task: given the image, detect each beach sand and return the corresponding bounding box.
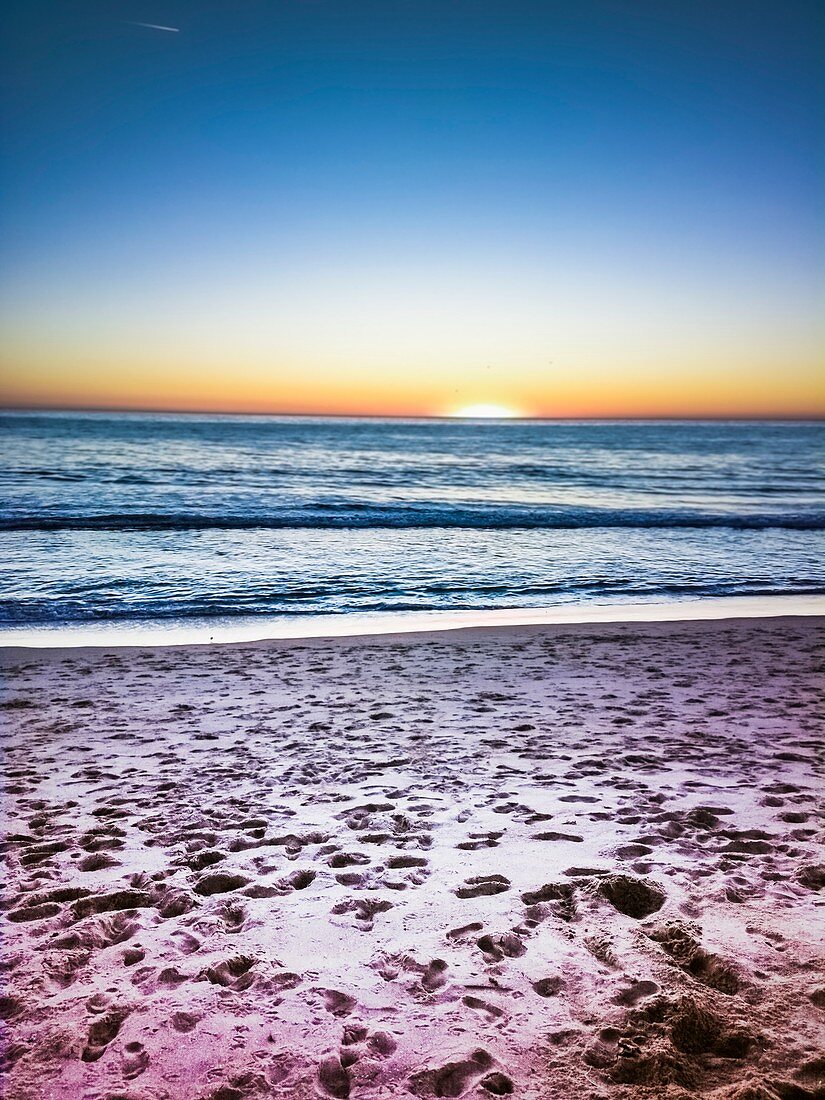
[1,616,823,1099]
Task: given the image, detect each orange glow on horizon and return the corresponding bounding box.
[449,403,523,419]
[2,244,822,420]
[2,365,823,421]
[2,316,823,421]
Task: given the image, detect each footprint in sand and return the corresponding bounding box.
[455,875,510,899]
[463,995,505,1022]
[447,921,484,942]
[330,897,393,930]
[386,854,428,869]
[281,868,317,890]
[9,895,62,922]
[170,1011,201,1033]
[520,881,577,921]
[193,872,250,896]
[169,930,201,953]
[77,852,120,872]
[366,1030,398,1058]
[596,874,666,918]
[328,852,371,868]
[81,1008,129,1062]
[532,976,564,997]
[476,932,527,961]
[122,1040,150,1079]
[319,989,357,1017]
[318,1054,350,1098]
[71,888,153,920]
[341,1023,368,1045]
[456,831,503,851]
[611,979,659,1006]
[533,831,584,843]
[186,848,227,871]
[420,959,449,992]
[479,1072,514,1095]
[200,955,256,990]
[409,1049,499,1097]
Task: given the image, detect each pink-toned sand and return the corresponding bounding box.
[1,616,823,1100]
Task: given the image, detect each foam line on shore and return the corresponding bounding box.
[1,593,823,650]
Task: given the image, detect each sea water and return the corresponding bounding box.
[1,411,822,627]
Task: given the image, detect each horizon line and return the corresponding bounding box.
[1,403,823,423]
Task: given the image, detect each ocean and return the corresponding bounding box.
[1,411,823,629]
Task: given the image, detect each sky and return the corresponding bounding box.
[1,0,822,417]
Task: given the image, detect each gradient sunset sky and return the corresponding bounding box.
[1,0,822,417]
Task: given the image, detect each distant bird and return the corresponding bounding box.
[128,21,180,32]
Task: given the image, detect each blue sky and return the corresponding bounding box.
[1,0,822,415]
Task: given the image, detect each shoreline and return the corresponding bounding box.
[1,592,824,651]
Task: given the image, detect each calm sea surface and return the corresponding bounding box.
[1,412,823,626]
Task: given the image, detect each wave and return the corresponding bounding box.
[1,581,822,626]
[2,505,824,532]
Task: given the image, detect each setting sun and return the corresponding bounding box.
[449,403,523,419]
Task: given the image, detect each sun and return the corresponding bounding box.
[449,403,522,419]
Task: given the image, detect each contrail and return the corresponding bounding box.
[129,21,180,32]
